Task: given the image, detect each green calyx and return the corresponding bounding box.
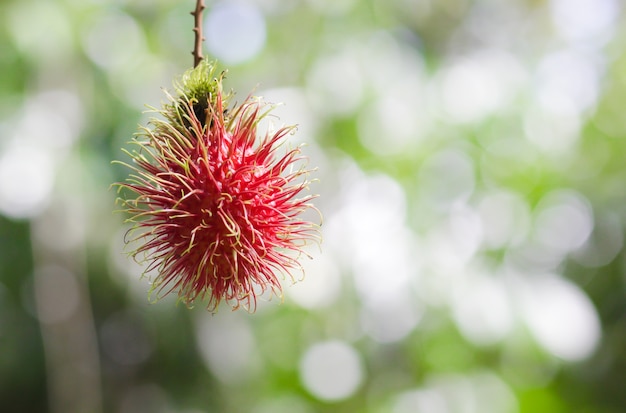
[164,60,230,130]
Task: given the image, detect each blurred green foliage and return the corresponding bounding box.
[1,0,626,412]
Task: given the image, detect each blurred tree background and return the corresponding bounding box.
[1,0,626,412]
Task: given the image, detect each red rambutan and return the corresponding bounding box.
[114,61,319,311]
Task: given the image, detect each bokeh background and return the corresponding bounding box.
[2,0,626,412]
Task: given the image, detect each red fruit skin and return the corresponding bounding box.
[116,92,318,311]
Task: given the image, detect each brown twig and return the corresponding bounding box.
[191,0,205,67]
